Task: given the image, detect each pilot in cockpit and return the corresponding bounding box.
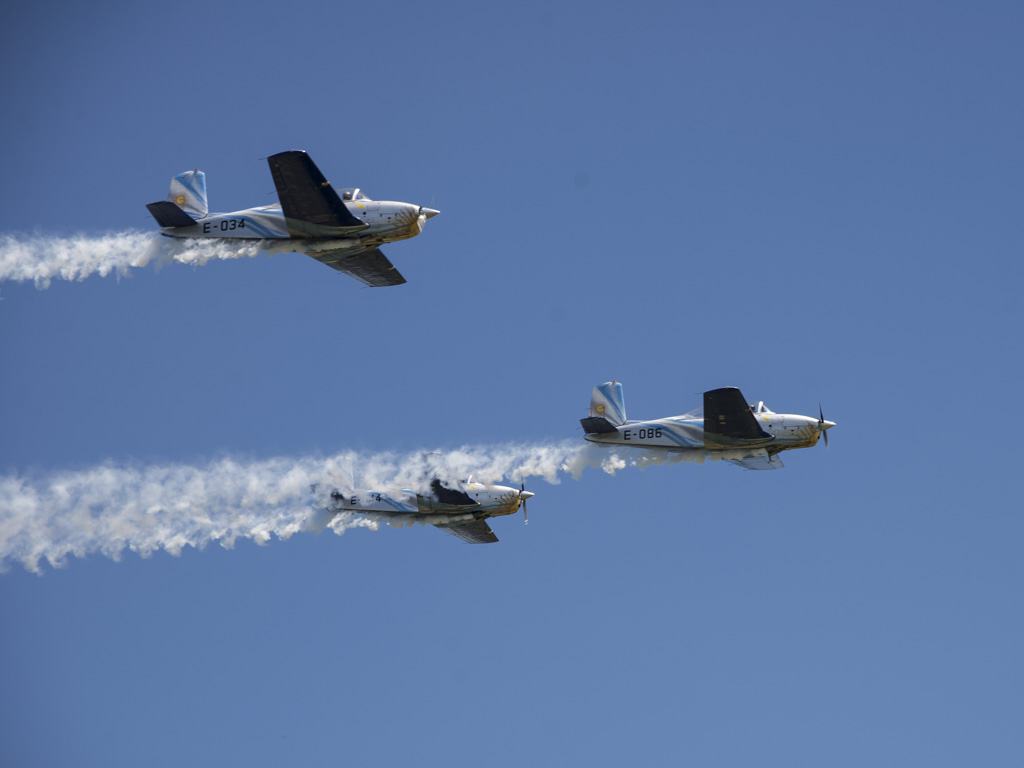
[341,188,369,202]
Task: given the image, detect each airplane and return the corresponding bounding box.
[146,150,439,287]
[316,478,535,544]
[580,381,835,469]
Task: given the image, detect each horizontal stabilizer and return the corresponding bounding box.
[580,416,619,434]
[434,519,499,544]
[146,201,196,228]
[267,150,365,230]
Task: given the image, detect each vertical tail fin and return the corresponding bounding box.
[168,170,207,219]
[589,381,627,426]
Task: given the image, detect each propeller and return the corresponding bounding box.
[818,403,832,449]
[516,483,540,528]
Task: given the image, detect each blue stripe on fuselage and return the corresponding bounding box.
[660,420,703,447]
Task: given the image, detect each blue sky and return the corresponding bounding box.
[2,1,1023,765]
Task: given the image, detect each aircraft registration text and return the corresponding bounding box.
[202,219,246,234]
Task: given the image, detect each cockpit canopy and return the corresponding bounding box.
[752,401,774,414]
[339,188,371,202]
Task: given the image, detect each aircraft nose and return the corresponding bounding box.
[419,207,440,219]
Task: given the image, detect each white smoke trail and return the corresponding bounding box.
[0,231,280,289]
[0,440,734,574]
[0,441,601,574]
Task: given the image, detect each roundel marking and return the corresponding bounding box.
[596,404,606,414]
[175,195,187,206]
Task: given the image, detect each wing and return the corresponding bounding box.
[429,479,476,506]
[703,387,772,446]
[433,519,500,544]
[305,246,407,287]
[267,150,365,231]
[726,452,784,470]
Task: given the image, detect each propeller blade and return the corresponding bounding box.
[819,403,830,449]
[521,483,529,525]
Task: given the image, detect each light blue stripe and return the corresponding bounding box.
[661,420,704,447]
[380,496,417,513]
[234,216,278,238]
[175,172,205,201]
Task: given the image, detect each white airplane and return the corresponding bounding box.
[317,478,535,544]
[146,150,439,287]
[580,381,835,469]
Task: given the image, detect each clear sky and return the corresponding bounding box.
[2,1,1022,765]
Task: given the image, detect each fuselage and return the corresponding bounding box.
[158,190,438,250]
[584,403,831,454]
[326,481,531,521]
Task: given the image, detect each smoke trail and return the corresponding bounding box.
[0,441,598,574]
[0,231,281,288]
[0,439,738,573]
